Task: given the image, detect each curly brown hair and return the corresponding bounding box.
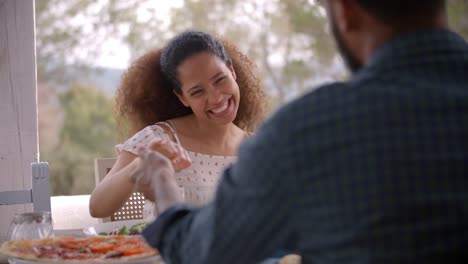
[114,34,268,139]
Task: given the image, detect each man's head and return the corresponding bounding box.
[319,0,447,73]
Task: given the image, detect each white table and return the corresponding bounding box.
[51,195,101,229]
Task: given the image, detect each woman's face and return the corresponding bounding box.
[175,52,240,126]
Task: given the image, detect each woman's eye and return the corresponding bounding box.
[191,90,201,96]
[215,76,226,84]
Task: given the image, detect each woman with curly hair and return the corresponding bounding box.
[89,30,268,219]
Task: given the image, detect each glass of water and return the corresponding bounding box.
[7,211,54,240]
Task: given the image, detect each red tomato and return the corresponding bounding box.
[115,243,145,256]
[89,241,115,253]
[59,239,85,249]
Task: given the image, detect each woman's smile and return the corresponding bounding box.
[207,97,235,119]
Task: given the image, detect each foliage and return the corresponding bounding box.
[41,84,117,195]
[448,0,468,38]
[35,0,165,83]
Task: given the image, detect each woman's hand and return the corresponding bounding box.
[130,139,190,213]
[149,139,192,172]
[135,139,192,202]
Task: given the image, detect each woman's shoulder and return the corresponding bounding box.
[131,124,168,140]
[115,124,170,154]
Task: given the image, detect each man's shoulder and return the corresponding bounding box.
[263,77,393,135]
[269,82,354,124]
[255,82,352,142]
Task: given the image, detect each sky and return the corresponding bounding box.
[94,0,183,69]
[94,39,131,69]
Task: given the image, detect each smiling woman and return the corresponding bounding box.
[89,30,268,220]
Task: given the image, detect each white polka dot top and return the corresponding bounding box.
[115,121,237,218]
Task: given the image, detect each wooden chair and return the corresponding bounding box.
[0,162,51,212]
[94,158,145,222]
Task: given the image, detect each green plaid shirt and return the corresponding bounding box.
[143,29,468,263]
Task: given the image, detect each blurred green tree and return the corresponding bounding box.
[42,83,117,195]
[35,0,467,87]
[35,0,165,83]
[35,0,147,195]
[448,0,468,38]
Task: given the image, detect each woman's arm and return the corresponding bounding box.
[89,141,191,217]
[89,124,191,218]
[89,150,139,218]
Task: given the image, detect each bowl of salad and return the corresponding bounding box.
[83,220,149,236]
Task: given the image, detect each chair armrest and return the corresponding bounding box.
[0,190,32,205]
[32,162,51,212]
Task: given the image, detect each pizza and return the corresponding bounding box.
[0,235,159,263]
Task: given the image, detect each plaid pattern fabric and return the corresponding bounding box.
[143,29,468,264]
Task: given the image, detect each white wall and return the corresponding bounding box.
[0,0,38,242]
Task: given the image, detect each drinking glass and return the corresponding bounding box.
[6,212,53,264]
[7,211,54,240]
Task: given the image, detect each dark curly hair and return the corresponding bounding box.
[115,30,268,139]
[161,31,232,93]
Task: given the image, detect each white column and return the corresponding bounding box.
[0,0,38,243]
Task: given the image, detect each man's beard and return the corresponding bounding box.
[330,16,363,73]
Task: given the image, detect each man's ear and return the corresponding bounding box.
[174,90,190,107]
[332,0,361,33]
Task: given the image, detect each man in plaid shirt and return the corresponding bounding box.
[131,0,468,263]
